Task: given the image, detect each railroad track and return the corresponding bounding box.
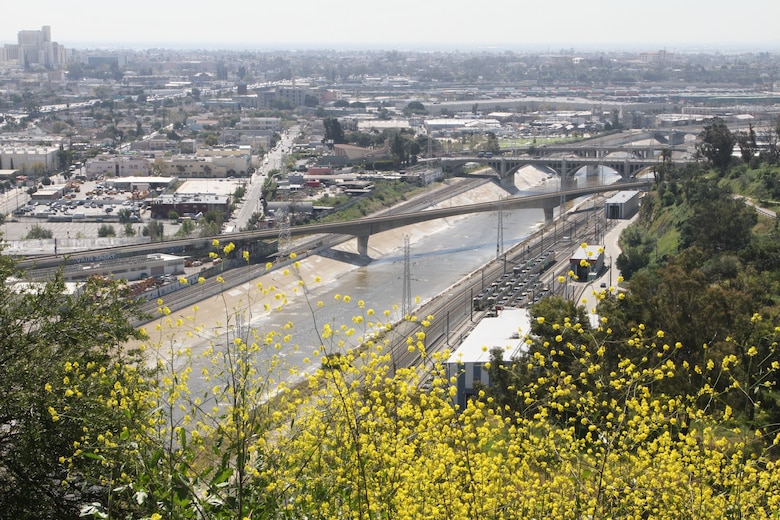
[380,200,614,383]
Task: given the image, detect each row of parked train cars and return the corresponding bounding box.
[472,250,557,312]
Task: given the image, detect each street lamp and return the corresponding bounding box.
[608,254,613,288]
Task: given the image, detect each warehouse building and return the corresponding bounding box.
[446,308,531,409]
[605,190,641,220]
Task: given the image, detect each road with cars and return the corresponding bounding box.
[229,126,298,231]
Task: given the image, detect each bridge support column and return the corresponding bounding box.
[543,206,555,225]
[499,171,517,192]
[356,235,369,258]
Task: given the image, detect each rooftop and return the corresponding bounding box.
[447,308,530,365]
[605,191,640,203]
[571,244,605,261]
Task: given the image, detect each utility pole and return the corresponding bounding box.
[277,206,291,258]
[496,197,504,261]
[402,234,412,318]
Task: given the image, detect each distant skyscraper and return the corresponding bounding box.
[1,25,66,70]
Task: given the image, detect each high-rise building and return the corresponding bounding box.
[1,25,66,70]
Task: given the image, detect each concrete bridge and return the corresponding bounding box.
[516,142,689,159]
[442,154,683,191]
[318,180,651,256]
[18,181,652,269]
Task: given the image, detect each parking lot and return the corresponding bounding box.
[2,176,243,242]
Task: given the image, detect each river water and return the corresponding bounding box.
[242,167,622,371]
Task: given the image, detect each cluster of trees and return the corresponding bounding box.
[697,116,780,173]
[0,257,149,517]
[322,117,437,167]
[493,151,780,441]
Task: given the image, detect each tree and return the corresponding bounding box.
[176,218,196,237]
[22,91,40,118]
[57,147,74,173]
[323,117,346,145]
[2,229,774,519]
[204,133,219,146]
[30,162,47,178]
[735,124,758,164]
[66,62,84,80]
[615,247,650,280]
[677,195,757,253]
[404,101,427,115]
[97,224,116,237]
[610,108,621,129]
[116,208,133,224]
[144,220,164,241]
[150,157,165,176]
[697,117,735,174]
[485,132,500,154]
[654,147,673,184]
[25,224,53,239]
[391,133,406,167]
[0,255,149,518]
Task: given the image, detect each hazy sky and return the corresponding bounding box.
[3,0,780,52]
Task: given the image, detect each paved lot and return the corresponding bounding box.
[1,176,245,242]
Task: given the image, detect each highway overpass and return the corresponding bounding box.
[18,180,652,270]
[442,154,683,191]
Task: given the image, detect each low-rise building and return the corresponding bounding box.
[0,146,59,174]
[152,147,251,178]
[85,154,152,179]
[150,193,231,219]
[30,185,67,201]
[68,253,185,282]
[446,308,531,409]
[605,191,641,219]
[0,168,19,182]
[105,176,175,193]
[130,138,180,152]
[569,244,605,282]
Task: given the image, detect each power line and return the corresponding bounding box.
[402,234,412,318]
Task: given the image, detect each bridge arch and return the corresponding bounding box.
[442,154,657,191]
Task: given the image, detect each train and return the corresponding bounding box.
[472,251,556,311]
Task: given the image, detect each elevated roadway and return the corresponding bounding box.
[442,155,682,190]
[18,179,651,270]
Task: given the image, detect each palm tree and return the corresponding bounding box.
[656,148,672,184]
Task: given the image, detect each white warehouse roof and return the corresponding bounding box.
[447,308,531,365]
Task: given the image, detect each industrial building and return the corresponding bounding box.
[0,146,59,174]
[104,176,175,193]
[446,308,531,409]
[150,193,231,219]
[569,244,605,282]
[605,190,641,220]
[68,253,185,282]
